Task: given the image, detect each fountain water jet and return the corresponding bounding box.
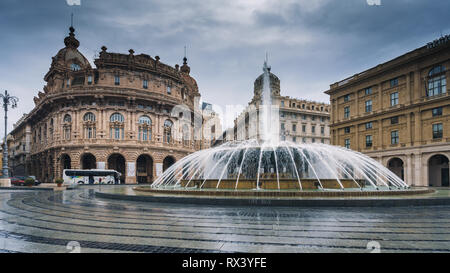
[150,60,410,192]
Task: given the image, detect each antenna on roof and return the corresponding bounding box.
[71,12,74,28]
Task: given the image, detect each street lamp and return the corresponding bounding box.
[1,90,18,179]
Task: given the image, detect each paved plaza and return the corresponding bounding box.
[0,186,449,253]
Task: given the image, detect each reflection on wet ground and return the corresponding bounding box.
[0,186,449,253]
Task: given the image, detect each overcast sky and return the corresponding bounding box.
[0,0,449,134]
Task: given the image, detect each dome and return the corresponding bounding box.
[254,72,280,97]
[49,27,91,72]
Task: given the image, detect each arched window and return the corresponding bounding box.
[63,114,72,123]
[110,113,125,140]
[138,115,151,125]
[428,65,446,97]
[163,119,173,143]
[49,118,54,140]
[83,112,96,139]
[70,63,81,71]
[110,113,124,123]
[138,115,152,141]
[182,124,190,145]
[83,112,96,122]
[62,114,72,140]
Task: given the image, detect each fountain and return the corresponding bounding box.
[149,60,410,194]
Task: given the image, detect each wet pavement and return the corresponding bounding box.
[0,185,449,253]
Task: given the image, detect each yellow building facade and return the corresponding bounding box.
[325,36,450,187]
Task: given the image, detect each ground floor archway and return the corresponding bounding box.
[81,153,96,170]
[428,154,449,187]
[136,154,153,184]
[388,157,404,181]
[108,153,126,184]
[163,156,176,172]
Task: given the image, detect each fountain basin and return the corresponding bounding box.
[180,178,362,190]
[94,186,450,207]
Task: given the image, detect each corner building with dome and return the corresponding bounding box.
[9,26,210,184]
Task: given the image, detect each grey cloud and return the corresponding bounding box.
[0,0,449,133]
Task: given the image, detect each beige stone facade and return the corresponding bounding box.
[228,69,331,144]
[9,27,212,184]
[325,36,450,187]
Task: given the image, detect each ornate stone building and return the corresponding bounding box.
[10,26,210,184]
[222,65,331,144]
[325,35,450,187]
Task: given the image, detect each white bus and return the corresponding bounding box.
[63,169,121,186]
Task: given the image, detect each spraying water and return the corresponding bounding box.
[151,60,409,191]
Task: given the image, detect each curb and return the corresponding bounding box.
[95,191,450,207]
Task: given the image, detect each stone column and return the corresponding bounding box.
[413,111,422,145]
[355,124,360,151]
[406,72,412,105]
[406,153,412,186]
[414,153,423,187]
[405,112,412,146]
[413,70,421,102]
[378,118,383,149]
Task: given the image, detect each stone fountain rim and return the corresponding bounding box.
[94,187,450,207]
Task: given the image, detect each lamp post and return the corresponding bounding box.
[1,90,18,179]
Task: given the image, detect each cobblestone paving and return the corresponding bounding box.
[0,186,449,253]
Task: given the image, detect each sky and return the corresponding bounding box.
[0,0,449,134]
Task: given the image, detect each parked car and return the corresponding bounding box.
[10,176,41,186]
[10,177,25,186]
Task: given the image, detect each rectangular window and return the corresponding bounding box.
[345,139,350,149]
[302,115,306,120]
[432,107,443,117]
[292,124,296,132]
[365,100,372,113]
[167,86,171,94]
[87,75,92,85]
[366,135,373,148]
[293,136,297,142]
[391,116,399,125]
[390,78,398,87]
[365,122,373,130]
[311,116,315,121]
[281,101,285,107]
[344,94,350,102]
[114,75,120,85]
[390,92,399,106]
[365,87,372,95]
[302,125,306,133]
[433,123,443,139]
[344,106,350,118]
[281,123,285,131]
[312,138,315,143]
[321,127,325,135]
[344,127,350,134]
[391,130,399,144]
[143,80,148,89]
[312,125,316,134]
